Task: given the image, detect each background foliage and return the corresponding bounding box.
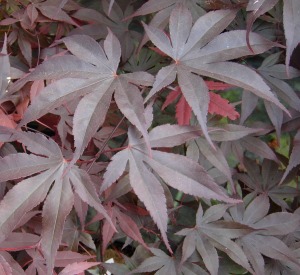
[0,0,300,274]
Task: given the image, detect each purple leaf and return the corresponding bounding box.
[264,100,283,140]
[280,129,300,183]
[254,212,300,235]
[181,229,196,263]
[195,138,234,189]
[142,22,174,58]
[104,29,121,73]
[69,167,114,230]
[129,0,175,17]
[240,90,259,124]
[0,232,40,251]
[41,169,74,274]
[114,79,151,154]
[169,4,192,59]
[182,9,237,55]
[10,55,100,93]
[145,151,239,203]
[177,67,212,147]
[196,237,219,275]
[189,62,289,114]
[101,150,128,192]
[72,81,114,163]
[0,33,10,97]
[246,234,300,268]
[144,64,177,102]
[115,209,148,249]
[243,195,270,225]
[0,165,61,242]
[183,30,279,64]
[246,0,279,51]
[37,5,79,26]
[54,251,94,268]
[19,78,94,126]
[209,124,262,142]
[59,261,100,275]
[12,131,62,159]
[18,36,32,67]
[62,35,112,71]
[128,148,171,252]
[240,136,279,163]
[0,154,60,182]
[148,124,202,148]
[283,0,300,75]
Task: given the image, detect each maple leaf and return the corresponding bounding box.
[132,247,208,275]
[208,92,240,120]
[162,83,239,125]
[70,0,141,62]
[280,129,300,184]
[246,0,279,51]
[227,195,300,274]
[235,158,300,210]
[100,204,148,255]
[0,129,113,274]
[10,30,154,165]
[101,125,241,252]
[143,5,286,147]
[176,203,255,274]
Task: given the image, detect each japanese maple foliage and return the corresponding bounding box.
[0,0,300,274]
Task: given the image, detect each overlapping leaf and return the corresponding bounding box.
[177,203,254,274]
[162,83,239,125]
[0,130,112,274]
[102,125,240,251]
[227,195,300,274]
[235,158,300,210]
[143,5,286,146]
[71,0,141,61]
[10,30,153,164]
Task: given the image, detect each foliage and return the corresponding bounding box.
[0,0,300,274]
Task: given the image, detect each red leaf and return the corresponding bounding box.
[208,92,240,120]
[161,88,181,110]
[205,80,233,91]
[175,96,192,126]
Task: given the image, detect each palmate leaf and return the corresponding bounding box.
[102,125,240,252]
[11,30,153,165]
[177,203,254,274]
[235,158,300,210]
[143,5,287,147]
[132,247,208,275]
[0,130,113,273]
[71,0,141,62]
[228,195,300,274]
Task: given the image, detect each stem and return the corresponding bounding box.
[87,116,125,173]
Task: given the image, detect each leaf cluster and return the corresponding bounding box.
[0,0,300,274]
